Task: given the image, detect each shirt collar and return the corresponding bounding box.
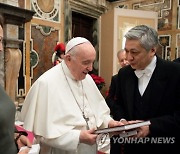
[134,56,157,78]
[61,60,76,81]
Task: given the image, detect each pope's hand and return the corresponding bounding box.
[79,129,97,145]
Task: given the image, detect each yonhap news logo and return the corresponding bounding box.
[112,137,175,144]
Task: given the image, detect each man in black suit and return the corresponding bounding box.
[105,49,129,116]
[173,57,180,63]
[111,25,180,154]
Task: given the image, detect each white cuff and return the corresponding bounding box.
[120,118,126,122]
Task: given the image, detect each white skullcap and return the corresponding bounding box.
[65,37,90,53]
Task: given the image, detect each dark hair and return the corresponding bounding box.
[0,13,4,28]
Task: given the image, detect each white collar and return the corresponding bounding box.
[61,60,77,81]
[134,56,157,78]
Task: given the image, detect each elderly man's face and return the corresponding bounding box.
[68,43,96,80]
[118,51,129,68]
[0,25,3,52]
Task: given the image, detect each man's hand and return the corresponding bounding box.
[79,129,98,145]
[108,120,124,128]
[136,124,150,138]
[128,120,150,138]
[108,120,125,136]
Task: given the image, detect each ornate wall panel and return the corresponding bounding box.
[178,0,180,29]
[31,0,60,21]
[30,26,58,83]
[0,48,4,87]
[17,28,25,98]
[159,35,171,60]
[115,4,128,9]
[31,0,61,36]
[15,0,63,99]
[133,0,172,31]
[176,34,180,58]
[30,0,62,84]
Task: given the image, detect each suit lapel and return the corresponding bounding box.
[146,58,168,117]
[125,68,137,119]
[124,57,168,119]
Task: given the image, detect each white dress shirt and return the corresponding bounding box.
[134,56,157,95]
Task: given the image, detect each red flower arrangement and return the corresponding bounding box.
[90,74,105,90]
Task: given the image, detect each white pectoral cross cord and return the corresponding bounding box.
[83,114,90,130]
[78,83,90,130]
[61,64,90,129]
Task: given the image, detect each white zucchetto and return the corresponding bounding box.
[65,37,90,53]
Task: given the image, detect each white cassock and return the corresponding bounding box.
[20,60,113,154]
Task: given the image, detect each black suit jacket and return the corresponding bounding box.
[105,74,118,116]
[111,56,180,154]
[173,57,180,63]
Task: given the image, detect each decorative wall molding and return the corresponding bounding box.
[64,0,72,42]
[159,34,171,60]
[30,39,39,80]
[115,4,128,9]
[31,0,60,36]
[178,0,180,29]
[0,2,35,25]
[16,42,26,97]
[31,0,60,22]
[69,0,108,18]
[35,25,56,36]
[2,0,19,7]
[176,33,180,58]
[133,0,172,31]
[17,38,39,98]
[133,0,171,18]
